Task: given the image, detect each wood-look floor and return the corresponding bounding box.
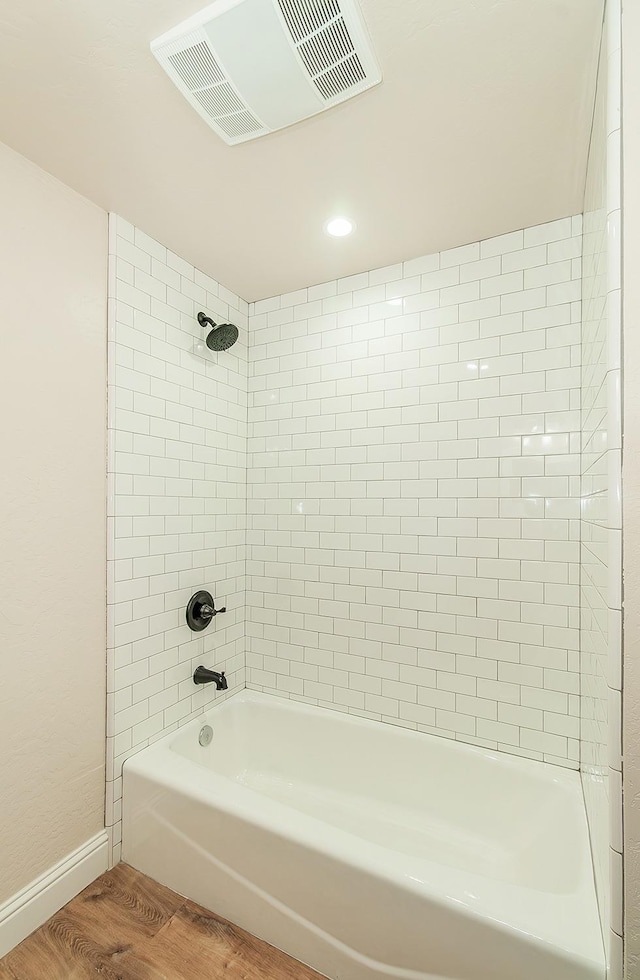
[0,864,325,980]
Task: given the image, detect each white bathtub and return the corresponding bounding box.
[122,691,604,980]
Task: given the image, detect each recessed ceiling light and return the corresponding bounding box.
[324,216,355,238]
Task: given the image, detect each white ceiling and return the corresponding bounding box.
[0,0,603,301]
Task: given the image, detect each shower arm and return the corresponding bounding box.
[197,311,216,329]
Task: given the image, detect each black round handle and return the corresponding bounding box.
[186,590,214,631]
[186,591,227,631]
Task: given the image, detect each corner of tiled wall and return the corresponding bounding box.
[105,213,249,865]
[606,0,623,972]
[580,0,623,972]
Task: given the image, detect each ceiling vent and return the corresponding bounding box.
[151,0,381,145]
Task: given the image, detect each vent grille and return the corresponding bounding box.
[168,41,224,90]
[195,83,245,118]
[277,0,368,102]
[215,110,264,139]
[153,28,269,145]
[278,0,341,43]
[314,51,365,99]
[298,20,354,76]
[151,0,381,145]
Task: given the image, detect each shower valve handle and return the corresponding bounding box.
[200,603,226,619]
[186,590,227,631]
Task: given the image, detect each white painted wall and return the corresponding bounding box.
[246,217,584,768]
[0,142,107,904]
[106,216,248,864]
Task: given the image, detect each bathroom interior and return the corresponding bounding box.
[0,0,639,978]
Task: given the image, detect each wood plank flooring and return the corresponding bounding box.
[0,864,325,980]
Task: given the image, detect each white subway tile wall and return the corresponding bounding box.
[580,0,623,972]
[246,215,583,769]
[106,215,248,864]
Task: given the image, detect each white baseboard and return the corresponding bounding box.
[0,831,109,959]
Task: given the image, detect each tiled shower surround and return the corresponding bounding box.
[106,215,248,863]
[106,214,586,859]
[247,216,583,767]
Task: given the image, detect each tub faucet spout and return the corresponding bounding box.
[193,666,228,689]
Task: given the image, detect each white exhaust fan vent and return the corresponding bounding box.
[151,0,381,145]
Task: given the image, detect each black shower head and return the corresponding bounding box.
[197,311,239,352]
[205,322,239,351]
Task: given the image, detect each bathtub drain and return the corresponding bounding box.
[199,725,213,747]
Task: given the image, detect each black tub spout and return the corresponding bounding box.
[193,666,228,690]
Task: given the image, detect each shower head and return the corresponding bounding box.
[197,311,239,352]
[206,322,238,351]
